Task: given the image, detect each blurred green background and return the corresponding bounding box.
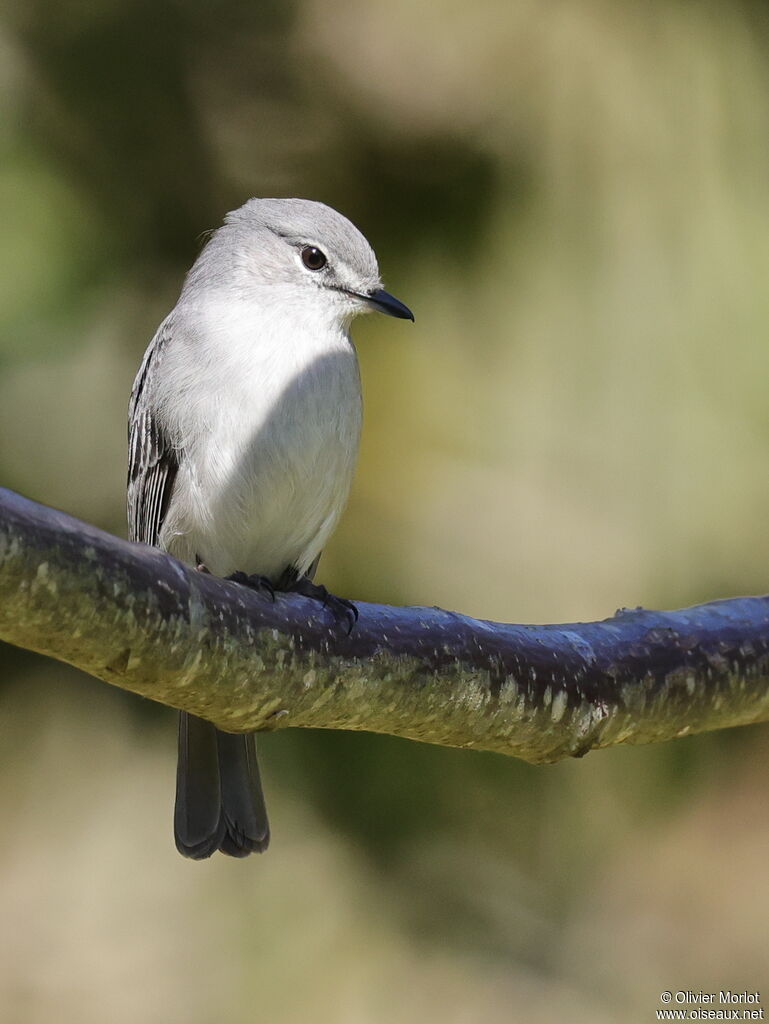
[1,1,768,1020]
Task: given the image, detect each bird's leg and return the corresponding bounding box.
[195,553,274,599]
[281,574,358,635]
[225,570,276,601]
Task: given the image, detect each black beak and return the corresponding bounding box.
[365,288,414,321]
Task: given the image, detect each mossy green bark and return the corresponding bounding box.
[1,488,769,763]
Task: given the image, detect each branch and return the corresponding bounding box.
[1,487,768,764]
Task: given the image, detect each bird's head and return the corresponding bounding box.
[185,197,414,327]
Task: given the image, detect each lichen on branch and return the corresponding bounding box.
[1,487,768,764]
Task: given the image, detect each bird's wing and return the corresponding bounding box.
[127,319,179,546]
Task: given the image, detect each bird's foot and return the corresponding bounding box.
[225,571,276,601]
[284,576,358,635]
[195,555,211,574]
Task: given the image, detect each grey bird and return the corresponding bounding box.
[127,198,413,858]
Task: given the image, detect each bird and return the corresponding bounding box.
[127,198,413,859]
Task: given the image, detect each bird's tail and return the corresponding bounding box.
[174,711,270,859]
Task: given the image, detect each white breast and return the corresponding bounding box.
[158,293,362,579]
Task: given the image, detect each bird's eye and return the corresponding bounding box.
[300,246,327,271]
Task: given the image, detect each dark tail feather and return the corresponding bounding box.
[174,712,269,859]
[217,730,270,856]
[175,712,225,858]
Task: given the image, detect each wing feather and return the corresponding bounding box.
[127,320,179,547]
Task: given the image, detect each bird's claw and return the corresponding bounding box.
[286,577,358,635]
[226,571,276,601]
